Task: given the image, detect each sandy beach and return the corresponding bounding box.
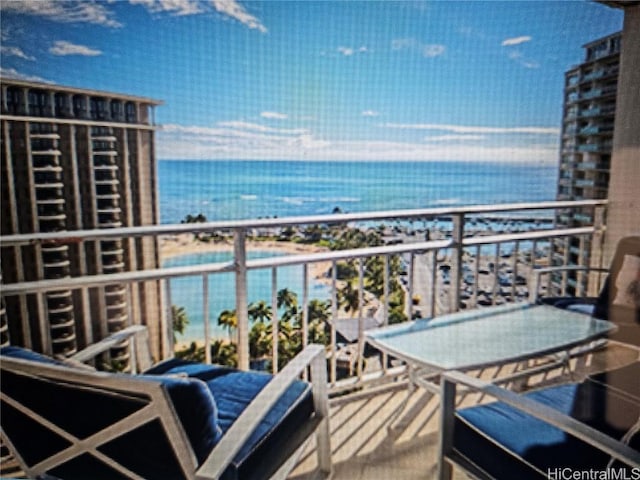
[160,234,332,282]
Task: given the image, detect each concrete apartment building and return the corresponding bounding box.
[0,79,165,363]
[552,32,622,297]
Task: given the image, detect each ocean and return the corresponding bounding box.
[158,159,558,342]
[158,160,558,224]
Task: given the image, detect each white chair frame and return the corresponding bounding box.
[1,330,331,480]
[438,370,640,480]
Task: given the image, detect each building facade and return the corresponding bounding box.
[552,32,621,296]
[0,79,166,363]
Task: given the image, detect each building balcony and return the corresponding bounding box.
[3,198,636,479]
[578,143,611,153]
[581,89,602,100]
[582,69,605,82]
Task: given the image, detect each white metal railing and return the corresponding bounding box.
[0,200,607,389]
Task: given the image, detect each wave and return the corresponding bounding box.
[280,196,361,205]
[281,196,305,205]
[240,194,258,200]
[321,196,360,203]
[433,198,462,205]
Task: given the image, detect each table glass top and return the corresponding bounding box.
[365,303,615,371]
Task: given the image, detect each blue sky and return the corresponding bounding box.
[1,1,622,163]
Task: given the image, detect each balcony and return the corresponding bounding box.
[581,89,602,100]
[578,143,611,153]
[2,199,637,479]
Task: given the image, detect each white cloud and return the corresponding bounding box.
[158,121,330,159]
[1,0,121,27]
[362,110,380,117]
[384,123,559,135]
[501,36,532,47]
[130,0,203,16]
[422,44,446,58]
[211,0,267,33]
[338,47,354,56]
[49,41,102,57]
[392,38,445,58]
[0,67,51,83]
[261,111,288,120]
[506,49,540,69]
[424,134,485,142]
[337,45,369,57]
[157,121,558,164]
[217,121,305,134]
[0,46,35,61]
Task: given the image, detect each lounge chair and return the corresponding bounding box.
[530,235,640,346]
[438,361,640,479]
[0,327,331,480]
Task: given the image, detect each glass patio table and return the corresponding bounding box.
[367,303,616,395]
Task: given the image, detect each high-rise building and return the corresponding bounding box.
[552,32,621,296]
[0,78,165,363]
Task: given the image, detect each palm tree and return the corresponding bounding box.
[249,322,271,358]
[217,309,237,340]
[174,341,204,362]
[248,300,272,324]
[306,299,331,324]
[277,288,298,322]
[210,339,237,367]
[277,288,298,310]
[338,281,360,318]
[171,305,189,342]
[305,299,331,345]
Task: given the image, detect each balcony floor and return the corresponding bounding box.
[289,342,640,480]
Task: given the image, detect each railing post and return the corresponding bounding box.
[330,260,338,384]
[271,268,278,373]
[406,253,414,319]
[234,228,250,371]
[356,258,365,379]
[450,214,464,313]
[203,275,211,364]
[588,205,606,296]
[163,279,173,359]
[382,255,390,373]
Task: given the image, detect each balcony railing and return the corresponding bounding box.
[0,200,607,391]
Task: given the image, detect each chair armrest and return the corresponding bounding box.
[196,344,329,480]
[440,371,640,468]
[528,266,609,303]
[70,325,151,371]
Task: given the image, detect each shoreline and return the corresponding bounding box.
[160,234,332,282]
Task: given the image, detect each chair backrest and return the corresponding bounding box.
[595,236,640,345]
[0,346,222,480]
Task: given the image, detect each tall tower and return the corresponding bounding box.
[0,78,166,363]
[552,32,621,296]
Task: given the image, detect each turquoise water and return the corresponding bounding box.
[164,250,330,342]
[159,159,558,342]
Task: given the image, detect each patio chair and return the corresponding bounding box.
[438,361,640,480]
[0,327,331,480]
[530,235,640,346]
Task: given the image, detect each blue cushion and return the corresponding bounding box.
[2,347,317,480]
[453,379,640,479]
[0,345,67,365]
[145,357,236,380]
[150,362,317,480]
[0,346,222,479]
